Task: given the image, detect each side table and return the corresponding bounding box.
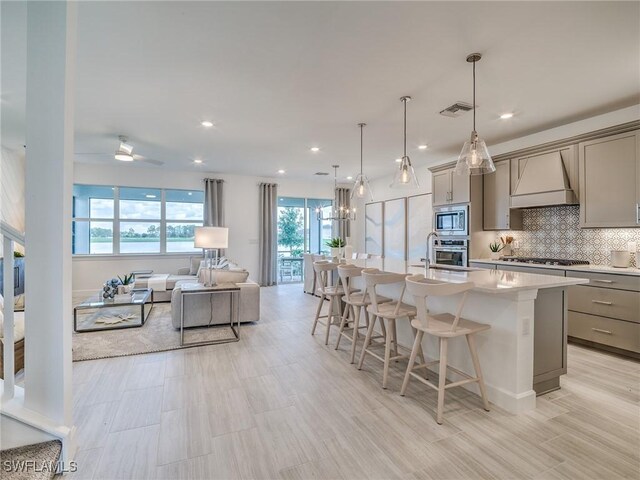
[179,282,241,347]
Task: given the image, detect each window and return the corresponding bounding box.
[165,189,204,253]
[72,185,204,255]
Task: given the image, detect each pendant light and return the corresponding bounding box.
[351,123,373,201]
[316,165,356,222]
[391,96,419,188]
[454,53,496,176]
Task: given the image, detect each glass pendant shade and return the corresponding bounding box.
[351,173,373,201]
[391,156,419,188]
[455,131,495,175]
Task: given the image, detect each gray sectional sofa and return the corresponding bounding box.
[134,256,260,328]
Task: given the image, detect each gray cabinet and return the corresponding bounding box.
[497,263,565,277]
[566,270,640,356]
[432,167,469,206]
[579,130,640,227]
[483,160,522,230]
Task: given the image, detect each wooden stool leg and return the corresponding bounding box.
[467,334,490,412]
[379,314,387,340]
[411,325,428,379]
[382,318,392,389]
[436,338,448,425]
[401,330,423,396]
[349,306,363,364]
[335,300,351,350]
[357,314,377,370]
[325,296,335,345]
[391,319,398,360]
[311,294,325,335]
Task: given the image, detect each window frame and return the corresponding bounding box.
[72,185,204,257]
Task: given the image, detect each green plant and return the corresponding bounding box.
[14,251,24,258]
[277,207,304,254]
[117,273,135,285]
[325,237,345,248]
[489,242,504,253]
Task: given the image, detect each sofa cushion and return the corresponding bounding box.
[189,256,203,275]
[197,269,249,284]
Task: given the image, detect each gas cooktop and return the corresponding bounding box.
[500,257,590,266]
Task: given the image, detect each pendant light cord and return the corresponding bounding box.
[360,124,364,175]
[403,98,407,158]
[472,59,476,132]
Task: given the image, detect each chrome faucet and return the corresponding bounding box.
[425,231,439,274]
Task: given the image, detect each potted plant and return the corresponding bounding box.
[117,273,136,294]
[325,237,345,259]
[489,242,504,260]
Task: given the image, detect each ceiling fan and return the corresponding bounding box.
[76,135,164,166]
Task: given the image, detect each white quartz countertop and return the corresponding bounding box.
[347,259,588,294]
[469,258,640,277]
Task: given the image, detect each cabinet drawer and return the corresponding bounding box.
[568,312,640,353]
[568,286,640,323]
[566,271,640,292]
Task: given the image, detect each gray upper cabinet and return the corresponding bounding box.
[483,159,522,230]
[579,130,640,228]
[432,167,470,206]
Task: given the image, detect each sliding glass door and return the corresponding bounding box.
[277,197,332,283]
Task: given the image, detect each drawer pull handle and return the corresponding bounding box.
[592,328,613,335]
[592,300,613,305]
[593,279,614,284]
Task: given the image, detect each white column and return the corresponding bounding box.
[24,0,76,433]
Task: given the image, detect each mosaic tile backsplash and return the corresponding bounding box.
[496,205,640,267]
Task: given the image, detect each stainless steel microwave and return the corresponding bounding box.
[434,205,468,236]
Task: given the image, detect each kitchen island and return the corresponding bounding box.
[346,258,588,413]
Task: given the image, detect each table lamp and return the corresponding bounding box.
[194,226,229,286]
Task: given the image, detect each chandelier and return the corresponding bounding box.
[316,165,356,222]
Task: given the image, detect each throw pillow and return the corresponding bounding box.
[197,269,249,284]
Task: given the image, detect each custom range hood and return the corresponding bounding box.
[511,151,578,208]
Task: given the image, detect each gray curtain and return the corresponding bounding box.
[204,178,224,227]
[204,178,224,257]
[335,187,351,241]
[259,183,278,286]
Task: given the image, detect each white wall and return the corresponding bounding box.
[351,167,433,254]
[0,146,26,255]
[72,163,337,293]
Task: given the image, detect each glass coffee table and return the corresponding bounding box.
[74,288,154,333]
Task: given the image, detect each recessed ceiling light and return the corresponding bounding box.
[310,147,320,152]
[395,158,402,163]
[500,112,514,119]
[347,176,353,180]
[145,194,156,199]
[187,192,193,196]
[201,121,214,127]
[193,159,203,164]
[277,169,285,174]
[418,145,428,150]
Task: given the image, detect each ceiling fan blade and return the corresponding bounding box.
[135,157,164,166]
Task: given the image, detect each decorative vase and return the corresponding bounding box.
[490,252,501,260]
[330,247,340,259]
[502,245,512,256]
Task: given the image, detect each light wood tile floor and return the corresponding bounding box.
[69,284,640,480]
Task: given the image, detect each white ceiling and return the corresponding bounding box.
[2,1,639,181]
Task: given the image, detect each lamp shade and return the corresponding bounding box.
[194,226,228,249]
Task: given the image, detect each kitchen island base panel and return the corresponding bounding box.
[372,283,540,414]
[534,377,561,396]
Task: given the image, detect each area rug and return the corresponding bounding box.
[72,303,235,361]
[0,440,61,480]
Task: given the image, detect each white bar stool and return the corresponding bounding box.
[311,261,355,345]
[357,270,423,389]
[401,274,491,424]
[335,265,391,363]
